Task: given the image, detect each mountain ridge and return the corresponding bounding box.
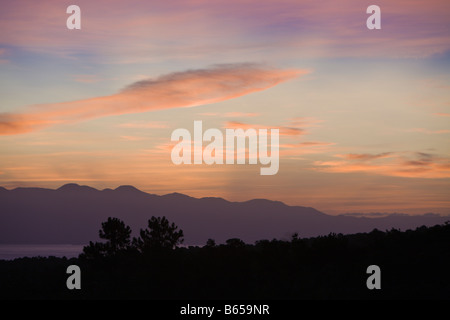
[0,184,448,245]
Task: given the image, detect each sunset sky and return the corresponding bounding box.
[1,0,449,215]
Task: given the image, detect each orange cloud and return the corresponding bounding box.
[314,152,450,178]
[221,119,334,158]
[434,113,450,117]
[0,64,305,135]
[224,121,305,137]
[0,114,61,135]
[198,112,260,118]
[297,141,335,147]
[335,152,393,160]
[119,136,148,141]
[226,118,327,138]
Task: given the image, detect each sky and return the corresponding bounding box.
[0,0,449,215]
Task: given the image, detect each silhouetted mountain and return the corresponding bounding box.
[57,183,98,192]
[0,184,448,245]
[114,185,146,194]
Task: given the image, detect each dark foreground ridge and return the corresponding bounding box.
[1,218,449,299]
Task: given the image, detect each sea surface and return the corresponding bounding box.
[0,244,84,260]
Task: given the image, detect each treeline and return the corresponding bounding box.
[1,217,449,299]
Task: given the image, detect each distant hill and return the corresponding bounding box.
[0,184,448,245]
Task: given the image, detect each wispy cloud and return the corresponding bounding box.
[119,135,148,141]
[297,141,335,147]
[335,152,393,160]
[224,121,305,137]
[222,118,335,158]
[224,112,260,118]
[0,63,305,135]
[223,117,325,137]
[314,152,450,178]
[199,112,260,118]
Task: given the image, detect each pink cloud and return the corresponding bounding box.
[224,121,305,137]
[119,135,148,141]
[1,0,449,60]
[314,152,450,178]
[298,141,335,147]
[222,119,335,158]
[0,64,305,135]
[224,112,260,118]
[198,112,260,118]
[335,152,393,160]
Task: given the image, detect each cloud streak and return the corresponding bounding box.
[314,152,450,178]
[199,112,260,118]
[335,152,393,160]
[0,64,305,135]
[224,121,306,137]
[222,118,335,158]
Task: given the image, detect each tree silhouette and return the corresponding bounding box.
[80,217,132,259]
[99,217,132,255]
[205,238,216,248]
[81,240,107,259]
[225,238,245,248]
[134,216,184,252]
[4,222,450,299]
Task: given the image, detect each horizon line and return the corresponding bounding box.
[1,182,448,217]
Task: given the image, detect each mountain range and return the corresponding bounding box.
[0,183,448,245]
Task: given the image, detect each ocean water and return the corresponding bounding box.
[0,244,84,260]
